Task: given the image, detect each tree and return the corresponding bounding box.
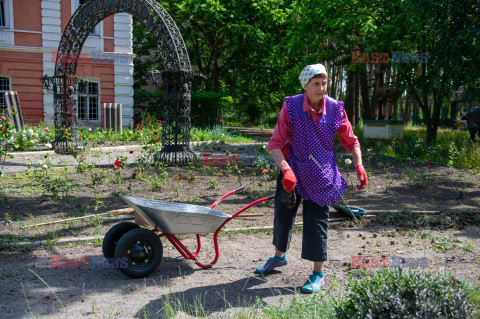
[395,0,480,144]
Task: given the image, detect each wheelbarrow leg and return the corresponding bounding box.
[165,233,221,268]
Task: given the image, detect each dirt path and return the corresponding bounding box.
[1,133,479,318]
[1,224,479,318]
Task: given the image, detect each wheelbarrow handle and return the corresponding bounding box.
[210,186,246,209]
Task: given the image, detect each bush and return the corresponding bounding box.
[133,90,230,127]
[335,268,472,319]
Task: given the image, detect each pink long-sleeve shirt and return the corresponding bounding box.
[268,93,360,160]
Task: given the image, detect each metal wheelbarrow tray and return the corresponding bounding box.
[102,186,274,278]
[119,194,231,235]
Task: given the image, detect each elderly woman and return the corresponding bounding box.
[255,64,368,293]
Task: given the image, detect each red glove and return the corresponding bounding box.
[355,164,368,190]
[282,168,297,193]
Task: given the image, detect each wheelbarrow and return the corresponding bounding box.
[102,186,274,278]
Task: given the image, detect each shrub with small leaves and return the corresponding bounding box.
[335,268,472,319]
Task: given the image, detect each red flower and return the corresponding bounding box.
[129,150,134,154]
[427,165,432,169]
[79,134,82,138]
[156,138,160,142]
[136,123,140,127]
[8,122,13,126]
[137,127,142,131]
[262,168,268,173]
[115,160,122,166]
[153,131,158,135]
[45,296,50,300]
[113,166,119,171]
[0,116,5,121]
[157,119,162,124]
[146,120,151,123]
[45,128,50,133]
[2,127,5,131]
[214,168,219,173]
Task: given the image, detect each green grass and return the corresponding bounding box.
[262,292,337,319]
[361,125,480,168]
[190,126,254,143]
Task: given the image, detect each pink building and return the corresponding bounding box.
[0,0,134,126]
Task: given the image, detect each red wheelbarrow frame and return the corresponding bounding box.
[149,186,274,269]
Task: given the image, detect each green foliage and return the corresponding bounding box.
[335,268,472,318]
[0,114,16,177]
[206,177,220,189]
[29,162,76,203]
[262,292,337,318]
[190,126,254,143]
[365,126,480,168]
[376,210,426,229]
[147,169,169,191]
[402,167,434,189]
[253,144,277,180]
[134,90,231,127]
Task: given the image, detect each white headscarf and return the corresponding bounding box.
[299,64,328,88]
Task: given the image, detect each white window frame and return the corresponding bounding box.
[77,80,101,124]
[0,75,11,113]
[0,0,13,29]
[71,0,102,36]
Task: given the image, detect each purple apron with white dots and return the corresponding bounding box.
[286,94,347,206]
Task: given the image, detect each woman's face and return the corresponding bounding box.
[304,76,328,107]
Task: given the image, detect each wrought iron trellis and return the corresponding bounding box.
[41,0,196,164]
[41,75,88,154]
[149,69,196,165]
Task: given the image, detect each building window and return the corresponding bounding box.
[78,82,100,121]
[0,0,8,28]
[74,0,99,35]
[0,76,11,112]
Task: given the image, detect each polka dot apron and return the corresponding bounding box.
[286,94,347,206]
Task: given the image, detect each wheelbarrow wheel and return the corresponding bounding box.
[114,228,163,278]
[102,222,140,259]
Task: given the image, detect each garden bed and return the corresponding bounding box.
[0,140,479,318]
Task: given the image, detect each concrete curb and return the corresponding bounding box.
[7,140,223,158]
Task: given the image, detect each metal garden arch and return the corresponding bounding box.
[42,0,196,165]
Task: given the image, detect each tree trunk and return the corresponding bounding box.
[427,93,442,144]
[354,72,361,126]
[373,63,387,120]
[346,69,355,124]
[330,63,337,99]
[339,65,344,100]
[212,56,220,92]
[450,101,457,122]
[360,67,372,120]
[403,93,412,123]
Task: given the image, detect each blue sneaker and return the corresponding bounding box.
[301,274,325,293]
[255,256,288,274]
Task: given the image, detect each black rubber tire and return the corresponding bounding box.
[102,222,140,259]
[114,228,163,278]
